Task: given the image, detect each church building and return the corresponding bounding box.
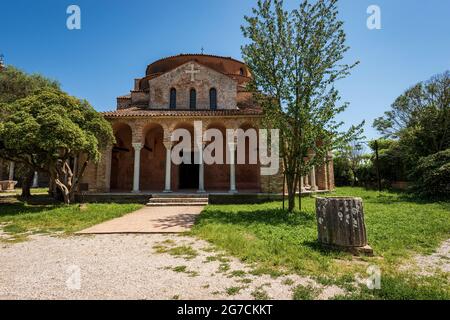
[80,54,334,195]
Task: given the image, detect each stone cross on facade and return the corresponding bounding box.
[185,64,200,82]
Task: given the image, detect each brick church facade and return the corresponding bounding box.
[80,54,334,194]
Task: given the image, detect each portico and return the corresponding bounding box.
[102,117,260,194]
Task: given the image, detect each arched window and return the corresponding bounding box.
[209,88,217,110]
[189,88,196,109]
[169,88,176,109]
[239,68,245,76]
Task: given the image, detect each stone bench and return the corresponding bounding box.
[0,180,17,192]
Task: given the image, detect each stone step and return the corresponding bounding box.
[151,193,208,198]
[149,197,208,203]
[146,202,208,207]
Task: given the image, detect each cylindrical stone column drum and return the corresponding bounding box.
[315,197,368,248]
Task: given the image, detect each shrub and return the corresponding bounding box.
[409,149,450,198]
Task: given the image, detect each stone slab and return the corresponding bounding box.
[76,205,204,234]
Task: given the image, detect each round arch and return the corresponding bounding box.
[110,123,133,191]
[204,122,229,191]
[236,122,261,191]
[140,123,165,191]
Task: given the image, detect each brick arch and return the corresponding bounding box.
[236,122,261,191]
[204,122,229,191]
[167,122,195,191]
[110,123,133,191]
[139,123,165,191]
[172,121,195,146]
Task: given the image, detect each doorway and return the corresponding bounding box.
[178,152,199,190]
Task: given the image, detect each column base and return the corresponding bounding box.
[132,190,141,194]
[228,189,238,194]
[197,189,206,193]
[163,189,172,193]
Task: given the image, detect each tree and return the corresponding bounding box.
[372,71,449,197]
[0,89,114,204]
[368,139,407,185]
[335,140,365,186]
[0,65,60,103]
[373,71,449,139]
[0,65,60,197]
[409,149,450,198]
[241,0,363,211]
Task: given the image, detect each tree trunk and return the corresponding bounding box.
[315,197,373,255]
[20,168,34,198]
[282,172,286,210]
[286,172,297,212]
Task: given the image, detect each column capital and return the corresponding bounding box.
[132,142,143,150]
[163,140,173,150]
[326,151,333,160]
[227,141,237,150]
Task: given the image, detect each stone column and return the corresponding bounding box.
[32,172,39,188]
[197,143,205,193]
[9,161,15,180]
[73,156,78,176]
[310,166,317,191]
[323,160,329,191]
[104,145,113,192]
[326,151,334,191]
[228,141,237,193]
[300,176,305,192]
[132,142,143,193]
[163,141,172,193]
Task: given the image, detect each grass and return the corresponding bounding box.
[292,285,320,300]
[333,273,450,300]
[170,265,199,277]
[0,196,143,239]
[153,243,199,260]
[218,262,231,273]
[172,265,188,273]
[226,286,244,296]
[229,270,247,278]
[251,288,270,300]
[282,278,295,286]
[0,188,49,197]
[191,187,450,299]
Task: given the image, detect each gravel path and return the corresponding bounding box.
[0,234,343,300]
[410,239,450,276]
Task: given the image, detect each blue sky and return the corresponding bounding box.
[1,0,449,139]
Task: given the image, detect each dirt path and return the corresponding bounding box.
[0,234,343,300]
[406,239,450,276]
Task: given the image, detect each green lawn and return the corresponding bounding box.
[191,187,450,299]
[0,187,50,196]
[0,198,143,239]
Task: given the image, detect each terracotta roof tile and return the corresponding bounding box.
[102,107,263,118]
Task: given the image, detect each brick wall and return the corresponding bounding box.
[148,61,237,110]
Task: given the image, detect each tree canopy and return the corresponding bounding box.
[0,65,60,104]
[370,71,449,197]
[0,67,114,203]
[373,71,449,141]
